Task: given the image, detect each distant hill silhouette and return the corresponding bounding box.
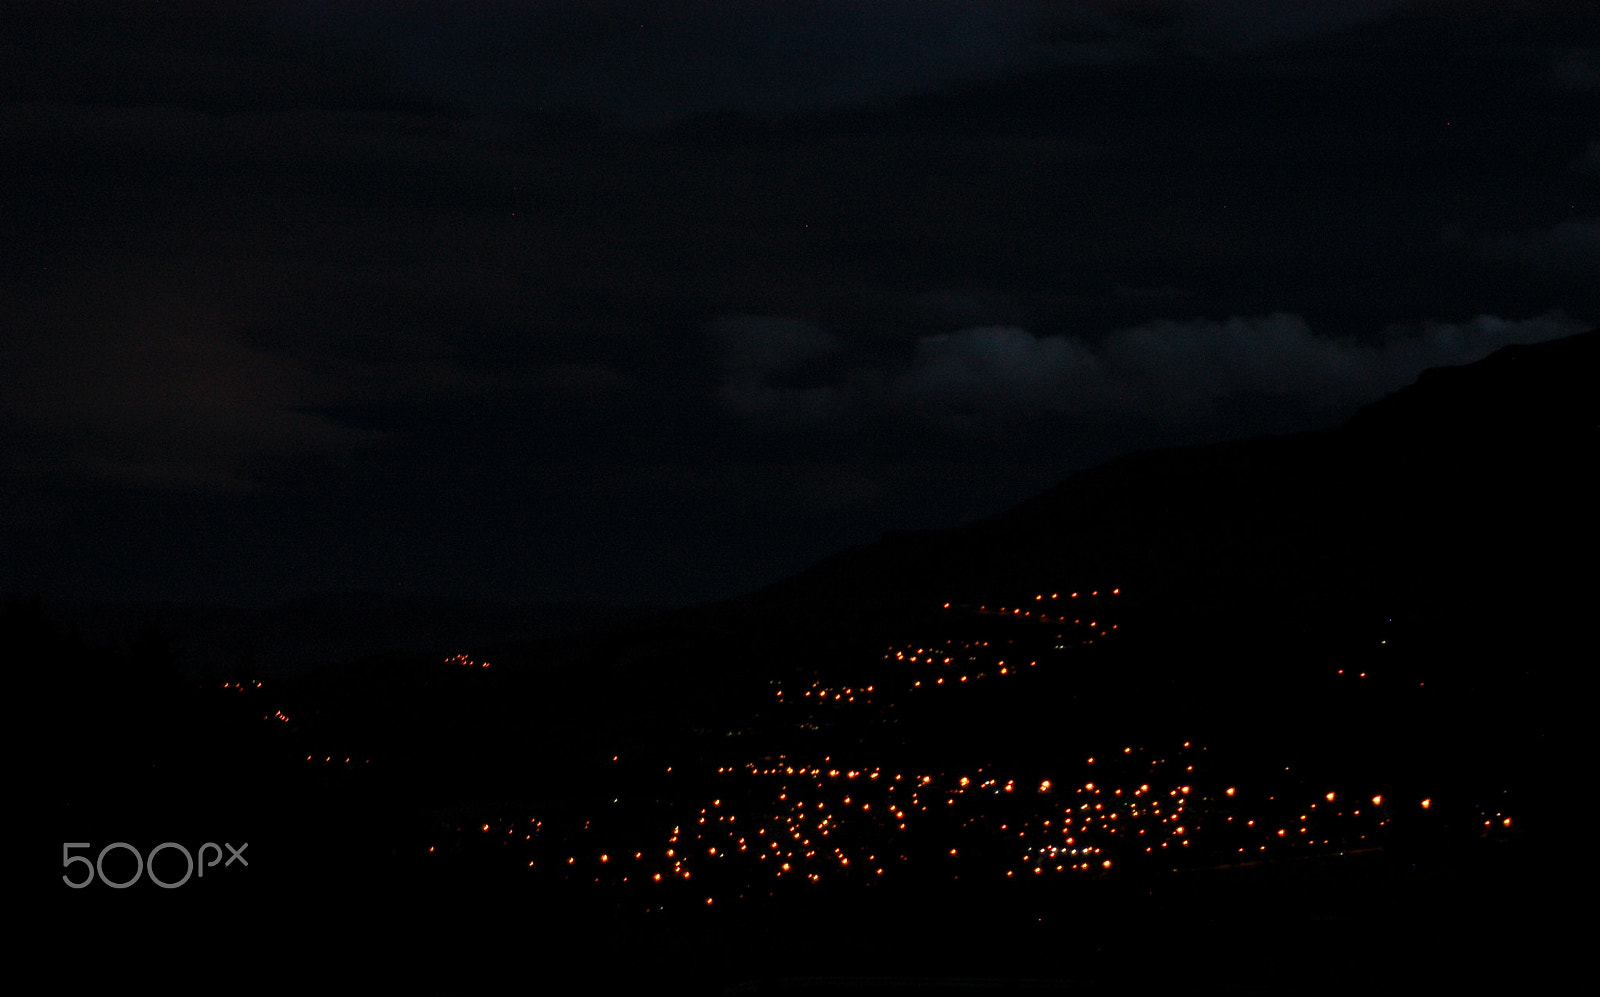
[695,328,1596,650]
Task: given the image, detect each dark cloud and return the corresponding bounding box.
[1479,218,1600,274]
[1,281,377,493]
[900,325,1112,427]
[0,2,436,116]
[270,0,1067,127]
[710,309,1590,439]
[1546,48,1600,91]
[709,315,845,425]
[893,312,1588,428]
[914,289,1030,326]
[710,315,839,373]
[259,1,1436,128]
[1084,0,1412,54]
[1579,140,1600,172]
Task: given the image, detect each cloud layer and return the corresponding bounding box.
[710,315,844,425]
[905,312,1589,425]
[714,311,1591,434]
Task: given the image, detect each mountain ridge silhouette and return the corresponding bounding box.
[689,327,1596,645]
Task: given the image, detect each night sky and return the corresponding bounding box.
[3,1,1596,609]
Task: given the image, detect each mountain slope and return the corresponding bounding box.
[706,328,1597,646]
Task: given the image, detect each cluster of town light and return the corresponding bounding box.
[452,737,1489,911]
[206,589,1503,911]
[433,591,1508,909]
